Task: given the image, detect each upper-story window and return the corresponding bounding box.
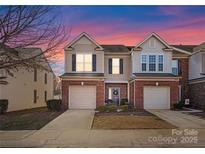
[0,69,7,78]
[141,55,147,72]
[149,55,156,71]
[112,58,120,74]
[76,54,92,72]
[172,60,179,75]
[141,55,163,72]
[108,58,123,75]
[158,55,163,71]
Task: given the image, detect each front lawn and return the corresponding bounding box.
[0,107,63,130]
[92,111,176,129]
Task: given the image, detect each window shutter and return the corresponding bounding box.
[108,58,112,74]
[178,59,181,76]
[92,54,96,72]
[72,54,76,72]
[202,53,205,73]
[120,59,123,74]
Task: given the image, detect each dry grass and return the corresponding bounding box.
[92,115,176,129]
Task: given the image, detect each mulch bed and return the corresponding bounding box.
[0,107,64,130]
[95,109,154,116]
[93,110,176,130]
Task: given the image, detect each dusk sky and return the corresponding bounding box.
[52,6,205,75]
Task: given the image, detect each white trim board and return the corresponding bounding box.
[64,32,103,50]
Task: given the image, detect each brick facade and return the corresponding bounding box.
[61,79,104,110]
[174,58,189,100]
[129,82,134,105]
[133,80,179,109]
[105,83,128,101]
[189,81,205,108]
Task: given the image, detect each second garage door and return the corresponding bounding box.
[144,87,170,109]
[69,86,96,109]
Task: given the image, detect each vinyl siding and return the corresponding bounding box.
[65,36,104,73]
[104,55,131,81]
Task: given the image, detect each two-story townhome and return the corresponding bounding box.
[61,32,192,110]
[0,48,54,112]
[189,42,205,108]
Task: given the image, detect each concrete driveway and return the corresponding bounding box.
[1,109,205,147]
[147,109,205,128]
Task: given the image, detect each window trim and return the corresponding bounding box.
[158,55,164,72]
[149,55,156,72]
[141,55,147,72]
[76,54,92,72]
[112,58,120,74]
[172,59,179,76]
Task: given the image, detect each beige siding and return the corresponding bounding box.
[104,55,131,81]
[65,36,104,73]
[0,69,54,112]
[132,36,172,73]
[189,52,205,80]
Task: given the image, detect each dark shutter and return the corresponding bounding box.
[72,54,76,72]
[108,58,112,74]
[92,54,96,72]
[120,59,123,74]
[178,59,181,76]
[34,68,37,82]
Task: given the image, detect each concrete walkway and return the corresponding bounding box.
[147,109,205,128]
[1,109,205,147]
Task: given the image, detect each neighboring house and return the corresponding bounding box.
[61,32,194,110]
[189,42,205,108]
[0,48,54,112]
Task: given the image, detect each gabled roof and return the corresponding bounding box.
[193,42,205,53]
[64,32,103,50]
[101,45,130,53]
[135,32,172,49]
[171,45,197,53]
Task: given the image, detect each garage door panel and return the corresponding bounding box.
[69,86,96,109]
[144,87,170,109]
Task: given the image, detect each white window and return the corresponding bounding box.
[112,58,120,74]
[149,55,156,71]
[141,55,147,72]
[0,69,7,78]
[172,60,178,75]
[158,55,163,71]
[76,54,92,72]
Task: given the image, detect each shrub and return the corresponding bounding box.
[46,99,62,111]
[0,99,8,114]
[108,104,117,112]
[97,104,117,112]
[97,105,109,112]
[120,98,128,105]
[173,101,184,109]
[119,105,129,112]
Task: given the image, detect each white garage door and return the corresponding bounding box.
[69,86,96,109]
[144,87,170,109]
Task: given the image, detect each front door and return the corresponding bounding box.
[111,88,120,105]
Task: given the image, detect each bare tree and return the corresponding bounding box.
[0,6,70,74]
